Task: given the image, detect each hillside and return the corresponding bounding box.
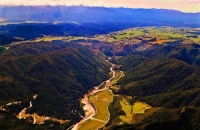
[110,107,200,130]
[0,41,110,128]
[117,44,200,108]
[103,44,200,130]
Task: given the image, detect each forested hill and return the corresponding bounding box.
[118,44,200,108]
[0,6,200,27]
[0,41,110,128]
[111,44,200,130]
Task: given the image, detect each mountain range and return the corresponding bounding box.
[0,6,200,27]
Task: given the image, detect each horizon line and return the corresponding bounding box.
[0,5,199,13]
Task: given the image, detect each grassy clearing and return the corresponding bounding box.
[80,90,113,129]
[120,98,132,114]
[132,102,151,113]
[119,97,133,124]
[119,97,152,124]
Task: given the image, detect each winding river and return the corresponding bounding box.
[69,63,116,130]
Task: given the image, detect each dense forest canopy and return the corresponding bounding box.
[0,41,110,128]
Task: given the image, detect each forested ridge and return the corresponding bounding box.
[0,41,110,128]
[111,107,200,130]
[111,44,200,130]
[1,41,200,130]
[118,44,200,108]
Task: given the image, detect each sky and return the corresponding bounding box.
[0,0,200,12]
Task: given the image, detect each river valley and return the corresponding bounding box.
[69,63,122,130]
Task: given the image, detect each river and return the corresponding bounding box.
[69,63,116,130]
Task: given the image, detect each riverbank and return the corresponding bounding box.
[70,63,120,130]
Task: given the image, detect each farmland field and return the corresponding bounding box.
[89,90,113,121]
[95,27,200,45]
[118,97,152,124]
[79,119,104,130]
[79,90,113,130]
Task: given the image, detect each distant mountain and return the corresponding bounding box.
[0,6,200,27]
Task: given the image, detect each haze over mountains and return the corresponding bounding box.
[0,6,200,27]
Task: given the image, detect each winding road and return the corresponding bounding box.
[69,63,116,130]
[18,100,37,124]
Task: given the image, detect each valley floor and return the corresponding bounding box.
[70,63,118,130]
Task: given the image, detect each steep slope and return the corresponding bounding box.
[105,44,200,130]
[112,107,200,130]
[0,41,109,127]
[118,44,200,108]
